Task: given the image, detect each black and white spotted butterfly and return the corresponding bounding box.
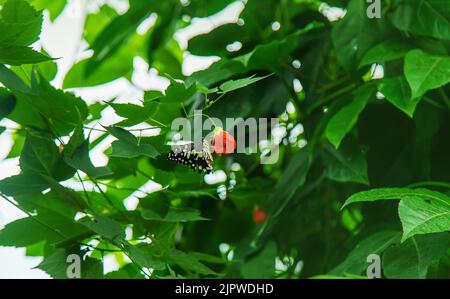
[167,139,213,174]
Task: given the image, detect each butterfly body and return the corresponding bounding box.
[167,140,213,174]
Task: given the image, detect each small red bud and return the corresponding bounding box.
[212,128,236,156]
[253,206,267,224]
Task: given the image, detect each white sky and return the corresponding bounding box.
[0,0,243,278]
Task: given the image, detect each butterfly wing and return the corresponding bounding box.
[167,141,213,174]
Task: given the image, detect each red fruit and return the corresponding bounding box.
[253,206,267,224]
[212,127,236,156]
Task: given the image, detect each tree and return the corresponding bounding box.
[0,0,449,279]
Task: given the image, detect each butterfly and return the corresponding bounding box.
[166,139,213,174]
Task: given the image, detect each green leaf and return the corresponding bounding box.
[110,140,159,159]
[84,2,152,75]
[6,130,25,158]
[63,128,113,178]
[36,249,69,278]
[163,208,207,224]
[322,138,369,185]
[11,53,58,81]
[195,82,218,94]
[29,0,67,22]
[104,264,145,279]
[0,211,87,247]
[390,0,450,40]
[0,89,15,120]
[342,187,449,209]
[189,251,225,264]
[267,149,311,218]
[37,248,103,278]
[144,90,164,102]
[146,4,179,68]
[105,126,159,159]
[399,192,450,241]
[404,49,450,98]
[62,55,132,89]
[139,191,169,215]
[106,126,137,143]
[359,39,413,68]
[379,76,419,117]
[78,214,125,242]
[110,101,158,127]
[188,23,244,58]
[172,189,218,200]
[20,131,74,181]
[0,64,33,94]
[160,78,196,103]
[140,191,208,222]
[83,4,118,45]
[0,0,43,46]
[326,84,376,149]
[0,173,49,196]
[165,248,216,275]
[242,241,277,278]
[0,45,52,65]
[235,23,323,73]
[19,132,58,176]
[332,0,391,70]
[8,71,89,136]
[14,191,78,219]
[62,32,147,88]
[186,58,246,87]
[219,74,271,93]
[382,233,450,278]
[0,216,63,247]
[329,230,401,276]
[122,243,166,271]
[141,207,208,222]
[342,188,450,241]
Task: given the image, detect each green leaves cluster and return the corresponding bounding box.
[0,0,449,279]
[0,0,52,65]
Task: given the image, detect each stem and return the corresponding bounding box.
[181,103,189,118]
[315,75,350,93]
[423,96,445,110]
[84,126,163,133]
[76,171,92,208]
[136,169,153,180]
[438,88,450,109]
[91,179,130,222]
[20,65,31,82]
[118,243,151,279]
[147,117,168,128]
[93,181,149,195]
[306,83,357,115]
[79,242,122,253]
[186,111,221,128]
[204,92,226,110]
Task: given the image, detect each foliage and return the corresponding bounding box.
[0,0,449,279]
